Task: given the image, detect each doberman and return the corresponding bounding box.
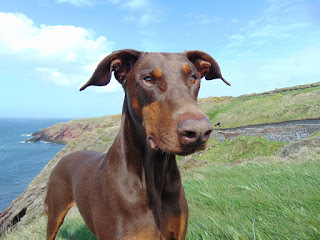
[44,49,230,240]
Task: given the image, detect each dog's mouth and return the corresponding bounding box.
[147,136,159,151]
[147,135,206,156]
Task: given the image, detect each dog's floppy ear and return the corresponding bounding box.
[80,49,141,91]
[185,50,230,86]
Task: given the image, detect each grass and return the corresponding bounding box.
[2,209,96,240]
[57,114,121,153]
[205,85,320,128]
[3,82,320,239]
[196,136,287,164]
[182,134,320,239]
[34,82,320,146]
[310,130,320,138]
[4,134,320,240]
[184,161,320,239]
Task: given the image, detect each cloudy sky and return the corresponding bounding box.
[1,0,319,118]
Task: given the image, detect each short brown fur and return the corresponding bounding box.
[45,49,229,240]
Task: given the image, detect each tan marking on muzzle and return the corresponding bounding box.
[142,101,162,136]
[142,101,182,152]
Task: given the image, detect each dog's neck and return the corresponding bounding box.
[111,98,183,228]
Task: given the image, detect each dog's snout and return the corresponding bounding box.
[178,117,213,147]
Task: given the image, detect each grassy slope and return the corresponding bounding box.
[5,133,320,240]
[3,82,320,239]
[64,114,121,153]
[200,83,320,128]
[38,82,319,153]
[185,160,320,240]
[40,82,320,144]
[186,134,320,240]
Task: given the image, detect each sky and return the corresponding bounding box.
[0,0,319,119]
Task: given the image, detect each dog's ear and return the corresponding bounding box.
[185,50,230,86]
[80,49,141,91]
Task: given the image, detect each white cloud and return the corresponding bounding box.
[36,66,122,92]
[56,0,96,6]
[185,13,222,25]
[224,0,320,59]
[0,12,117,91]
[258,43,320,85]
[94,75,123,93]
[109,0,148,10]
[232,18,240,23]
[221,0,320,94]
[123,0,148,10]
[0,12,111,61]
[36,67,82,87]
[108,0,159,26]
[232,44,319,91]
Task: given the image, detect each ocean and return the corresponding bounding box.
[0,118,69,212]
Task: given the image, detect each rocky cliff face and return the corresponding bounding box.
[26,118,108,144]
[27,124,85,144]
[0,149,65,235]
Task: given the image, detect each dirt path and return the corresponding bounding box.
[212,119,320,142]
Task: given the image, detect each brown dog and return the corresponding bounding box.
[44,49,230,240]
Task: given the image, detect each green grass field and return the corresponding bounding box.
[185,161,320,239]
[4,133,320,240]
[199,83,320,128]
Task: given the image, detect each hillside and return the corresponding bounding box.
[1,82,320,238]
[202,82,320,128]
[3,130,320,239]
[27,115,121,144]
[26,82,320,145]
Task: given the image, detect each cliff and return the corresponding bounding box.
[0,115,121,236]
[26,116,115,144]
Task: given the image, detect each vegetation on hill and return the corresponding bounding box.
[2,82,320,239]
[4,132,320,240]
[200,82,320,128]
[52,82,320,156]
[28,82,320,144]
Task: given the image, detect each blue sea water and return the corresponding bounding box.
[0,118,69,212]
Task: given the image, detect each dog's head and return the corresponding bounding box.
[81,49,230,155]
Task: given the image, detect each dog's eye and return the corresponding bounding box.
[190,76,197,84]
[143,77,153,84]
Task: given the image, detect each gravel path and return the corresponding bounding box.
[212,119,320,142]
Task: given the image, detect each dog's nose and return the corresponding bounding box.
[178,117,213,148]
